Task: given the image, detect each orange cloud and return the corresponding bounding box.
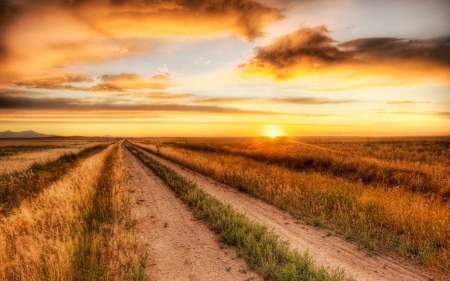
[0,0,284,83]
[0,8,154,84]
[98,73,171,90]
[76,0,284,40]
[14,74,93,88]
[239,26,450,81]
[11,73,170,92]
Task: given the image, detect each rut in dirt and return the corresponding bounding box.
[123,145,262,281]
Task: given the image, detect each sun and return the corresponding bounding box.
[263,124,284,139]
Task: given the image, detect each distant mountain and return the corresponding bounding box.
[0,130,57,139]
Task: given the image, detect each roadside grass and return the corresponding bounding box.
[133,142,450,274]
[164,140,450,197]
[72,144,147,281]
[0,144,108,216]
[126,142,353,281]
[0,143,146,281]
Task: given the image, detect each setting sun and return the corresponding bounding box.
[263,125,284,139]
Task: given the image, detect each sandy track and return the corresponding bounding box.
[123,146,262,281]
[134,146,434,281]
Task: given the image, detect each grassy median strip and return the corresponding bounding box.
[0,144,109,216]
[73,144,147,281]
[126,142,353,281]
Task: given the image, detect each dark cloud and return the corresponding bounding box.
[431,36,450,44]
[269,97,357,104]
[338,37,450,66]
[239,26,350,79]
[240,26,450,79]
[0,92,281,115]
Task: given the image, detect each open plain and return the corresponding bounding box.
[1,136,449,280]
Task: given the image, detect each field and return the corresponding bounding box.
[0,138,112,174]
[1,136,449,280]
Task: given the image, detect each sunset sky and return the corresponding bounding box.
[0,0,449,137]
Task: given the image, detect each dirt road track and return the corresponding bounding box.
[123,146,261,281]
[134,146,434,281]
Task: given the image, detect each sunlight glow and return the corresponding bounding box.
[263,124,284,138]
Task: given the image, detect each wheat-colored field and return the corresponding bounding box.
[1,136,448,280]
[0,141,145,281]
[132,137,450,275]
[0,139,112,174]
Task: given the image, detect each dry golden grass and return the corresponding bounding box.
[134,140,450,276]
[150,137,450,197]
[0,142,145,280]
[0,139,111,175]
[0,145,110,280]
[99,143,146,280]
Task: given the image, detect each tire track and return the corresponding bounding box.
[123,145,261,281]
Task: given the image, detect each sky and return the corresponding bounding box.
[0,0,449,137]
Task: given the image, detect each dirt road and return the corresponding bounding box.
[133,145,433,281]
[123,145,261,281]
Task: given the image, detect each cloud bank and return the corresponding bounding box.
[11,73,171,92]
[239,26,450,80]
[0,0,284,83]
